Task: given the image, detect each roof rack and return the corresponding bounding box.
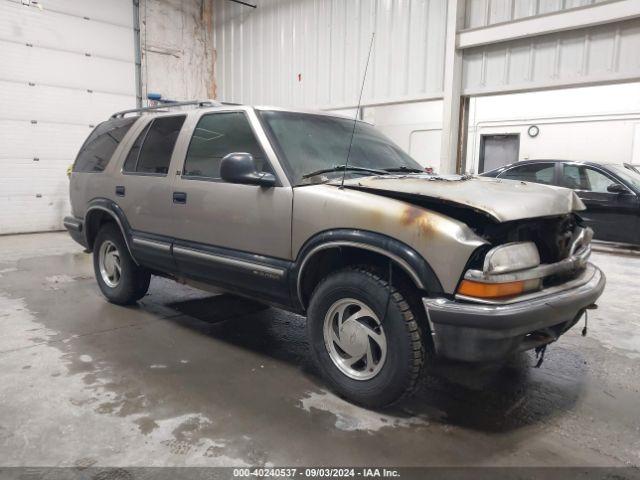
[110,100,225,119]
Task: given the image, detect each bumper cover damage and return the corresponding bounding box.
[423,263,605,362]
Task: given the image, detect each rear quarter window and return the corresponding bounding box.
[73,117,137,173]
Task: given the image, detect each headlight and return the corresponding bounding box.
[483,242,540,274]
[457,242,541,299]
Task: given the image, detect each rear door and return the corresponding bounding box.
[116,114,186,271]
[559,163,639,244]
[166,108,293,304]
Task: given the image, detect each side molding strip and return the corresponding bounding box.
[296,241,426,305]
[173,245,286,278]
[132,236,171,253]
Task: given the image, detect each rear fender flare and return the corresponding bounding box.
[84,199,138,265]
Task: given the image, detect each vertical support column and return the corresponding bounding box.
[132,0,143,108]
[440,0,466,174]
[457,95,470,173]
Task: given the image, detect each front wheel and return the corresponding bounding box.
[307,267,425,408]
[93,224,150,305]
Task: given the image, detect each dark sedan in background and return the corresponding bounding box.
[482,160,640,246]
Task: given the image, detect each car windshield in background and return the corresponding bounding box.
[609,164,640,191]
[259,110,423,185]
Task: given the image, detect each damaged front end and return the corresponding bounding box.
[340,174,605,362]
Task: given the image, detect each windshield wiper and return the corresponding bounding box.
[383,166,424,173]
[301,165,388,179]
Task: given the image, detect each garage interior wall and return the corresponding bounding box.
[212,0,448,170]
[0,0,217,235]
[465,81,640,173]
[213,0,640,174]
[0,0,137,234]
[139,0,216,102]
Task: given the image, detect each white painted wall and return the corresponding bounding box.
[465,82,640,173]
[362,101,443,170]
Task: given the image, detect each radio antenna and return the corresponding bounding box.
[340,32,375,189]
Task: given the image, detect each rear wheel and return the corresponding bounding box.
[93,224,150,304]
[307,267,425,408]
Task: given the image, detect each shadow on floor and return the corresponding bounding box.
[161,293,586,434]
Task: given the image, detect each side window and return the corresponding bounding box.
[585,167,614,193]
[500,163,555,185]
[123,123,151,172]
[183,112,270,179]
[123,115,186,175]
[73,117,136,172]
[561,165,611,192]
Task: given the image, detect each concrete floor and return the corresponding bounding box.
[0,232,639,467]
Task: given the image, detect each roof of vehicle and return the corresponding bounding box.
[481,159,626,175]
[110,101,367,123]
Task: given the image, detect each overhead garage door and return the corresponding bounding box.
[0,0,136,234]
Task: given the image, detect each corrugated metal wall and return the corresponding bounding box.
[462,18,640,95]
[212,0,448,108]
[464,0,609,29]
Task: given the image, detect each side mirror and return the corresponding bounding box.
[607,183,630,194]
[220,152,276,187]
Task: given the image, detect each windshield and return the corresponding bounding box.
[258,110,423,185]
[609,164,640,191]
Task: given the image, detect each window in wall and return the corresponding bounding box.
[123,116,186,175]
[73,117,137,172]
[183,112,269,179]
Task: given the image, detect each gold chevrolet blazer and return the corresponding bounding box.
[65,102,605,407]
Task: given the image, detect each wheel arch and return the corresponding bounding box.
[84,199,138,265]
[293,229,443,311]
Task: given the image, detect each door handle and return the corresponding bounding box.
[173,192,187,204]
[115,185,125,197]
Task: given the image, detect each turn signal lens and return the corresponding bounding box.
[458,280,525,299]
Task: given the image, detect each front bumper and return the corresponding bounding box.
[422,263,605,362]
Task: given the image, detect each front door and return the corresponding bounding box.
[168,109,293,304]
[560,163,640,244]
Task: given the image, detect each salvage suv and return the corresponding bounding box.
[65,102,605,407]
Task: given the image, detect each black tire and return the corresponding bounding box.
[93,223,150,305]
[307,267,425,408]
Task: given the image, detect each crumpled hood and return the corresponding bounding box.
[337,174,585,223]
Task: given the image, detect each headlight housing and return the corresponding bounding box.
[483,242,540,274]
[458,242,542,299]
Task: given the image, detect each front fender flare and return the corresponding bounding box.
[293,229,443,309]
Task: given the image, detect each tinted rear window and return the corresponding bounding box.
[123,116,186,175]
[73,117,137,172]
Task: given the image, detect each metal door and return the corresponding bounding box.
[479,134,520,173]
